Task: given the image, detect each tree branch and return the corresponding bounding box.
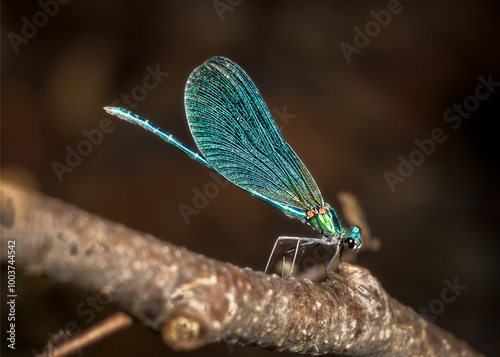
[0,182,482,356]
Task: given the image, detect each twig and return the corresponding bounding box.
[337,191,381,253]
[0,182,483,356]
[35,312,133,357]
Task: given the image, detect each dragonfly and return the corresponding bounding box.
[104,56,362,291]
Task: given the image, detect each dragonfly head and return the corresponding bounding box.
[344,225,362,252]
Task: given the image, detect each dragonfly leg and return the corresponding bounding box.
[281,248,290,278]
[265,236,296,274]
[265,236,307,275]
[284,238,303,279]
[265,236,333,279]
[337,245,353,299]
[325,242,341,299]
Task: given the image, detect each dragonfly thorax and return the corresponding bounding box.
[306,204,363,252]
[306,204,340,237]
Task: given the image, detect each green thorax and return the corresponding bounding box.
[306,204,342,237]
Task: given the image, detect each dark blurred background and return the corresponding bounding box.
[2,0,499,356]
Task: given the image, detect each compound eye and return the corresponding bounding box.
[346,237,355,249]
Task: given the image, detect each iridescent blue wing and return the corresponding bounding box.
[185,57,324,219]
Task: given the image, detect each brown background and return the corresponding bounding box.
[2,0,499,356]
